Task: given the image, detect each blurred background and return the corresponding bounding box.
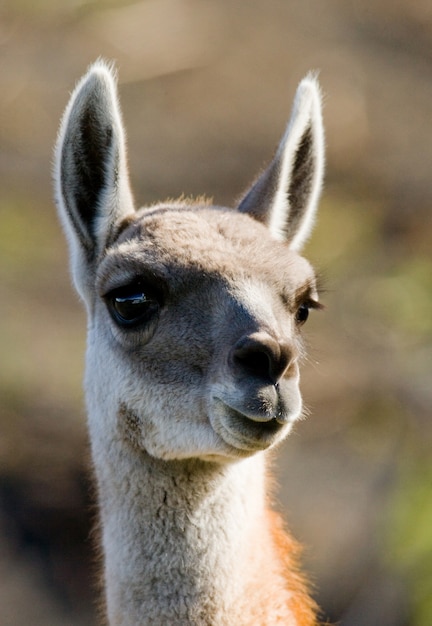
[1,1,431,624]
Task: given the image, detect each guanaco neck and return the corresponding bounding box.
[92,437,304,626]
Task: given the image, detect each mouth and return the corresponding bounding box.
[226,406,283,438]
[210,399,293,453]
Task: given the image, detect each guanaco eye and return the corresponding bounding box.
[295,303,310,325]
[106,285,161,328]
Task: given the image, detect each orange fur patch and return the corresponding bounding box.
[266,509,320,626]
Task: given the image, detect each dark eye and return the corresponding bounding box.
[295,303,310,325]
[106,284,161,328]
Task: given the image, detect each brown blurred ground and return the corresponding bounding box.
[1,1,431,625]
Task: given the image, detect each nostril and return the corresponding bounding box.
[231,333,291,384]
[233,347,272,381]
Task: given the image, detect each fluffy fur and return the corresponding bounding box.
[54,60,325,625]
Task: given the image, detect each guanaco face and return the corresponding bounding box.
[55,61,324,463]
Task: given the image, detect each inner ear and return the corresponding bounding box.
[62,103,116,250]
[284,125,314,239]
[75,106,114,230]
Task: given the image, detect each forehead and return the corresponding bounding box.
[99,204,315,292]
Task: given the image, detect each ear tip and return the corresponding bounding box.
[67,60,118,108]
[66,58,119,119]
[83,58,118,90]
[296,72,323,112]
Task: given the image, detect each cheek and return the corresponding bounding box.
[110,357,213,457]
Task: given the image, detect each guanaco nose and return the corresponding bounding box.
[230,332,293,385]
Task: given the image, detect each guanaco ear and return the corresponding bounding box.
[54,60,134,300]
[237,75,324,251]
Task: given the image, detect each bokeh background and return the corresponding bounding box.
[1,1,431,624]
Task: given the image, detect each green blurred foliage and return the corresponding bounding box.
[386,458,432,626]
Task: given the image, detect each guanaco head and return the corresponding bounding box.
[54,61,324,462]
